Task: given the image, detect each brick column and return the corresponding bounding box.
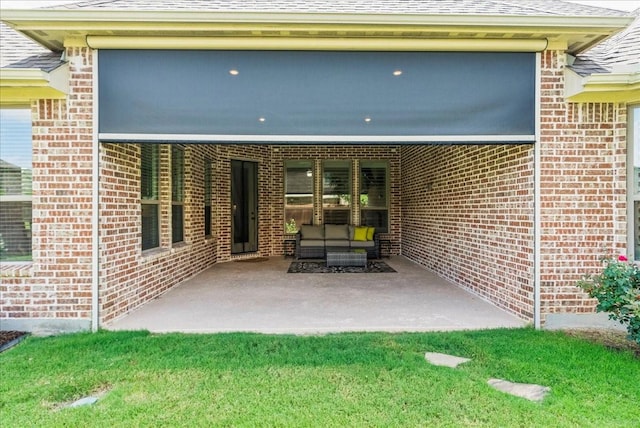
[538,50,628,322]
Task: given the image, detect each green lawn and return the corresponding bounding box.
[1,328,638,427]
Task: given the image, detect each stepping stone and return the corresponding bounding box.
[66,396,99,408]
[424,352,471,368]
[488,379,550,402]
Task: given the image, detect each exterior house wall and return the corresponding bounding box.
[1,46,630,331]
[537,50,628,321]
[401,144,536,320]
[0,47,95,332]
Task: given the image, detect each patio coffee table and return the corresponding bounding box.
[326,250,367,267]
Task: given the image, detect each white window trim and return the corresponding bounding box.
[627,104,640,260]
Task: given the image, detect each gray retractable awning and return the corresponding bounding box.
[98,50,535,143]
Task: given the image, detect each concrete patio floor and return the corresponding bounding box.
[105,256,526,334]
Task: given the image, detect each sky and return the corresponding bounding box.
[0,109,32,169]
[568,0,640,10]
[1,0,640,11]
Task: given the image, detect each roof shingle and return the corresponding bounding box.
[1,22,43,66]
[45,0,627,16]
[572,8,640,76]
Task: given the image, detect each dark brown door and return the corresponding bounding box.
[231,160,258,254]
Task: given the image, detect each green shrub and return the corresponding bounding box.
[578,255,640,344]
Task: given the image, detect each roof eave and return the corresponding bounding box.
[1,9,633,53]
[0,9,631,25]
[565,68,640,103]
[0,65,69,105]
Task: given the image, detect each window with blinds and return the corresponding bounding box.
[141,144,160,250]
[171,146,184,244]
[0,108,32,261]
[360,161,389,233]
[204,159,212,237]
[323,160,351,225]
[284,161,313,233]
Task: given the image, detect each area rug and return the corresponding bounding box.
[287,260,396,273]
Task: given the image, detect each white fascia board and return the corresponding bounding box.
[0,64,69,104]
[0,68,50,83]
[0,9,632,28]
[0,64,68,92]
[587,70,640,85]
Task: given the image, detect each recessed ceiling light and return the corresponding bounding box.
[393,69,403,76]
[364,117,372,123]
[258,117,266,122]
[229,69,239,76]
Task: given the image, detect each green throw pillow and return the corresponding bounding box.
[353,226,368,241]
[366,227,375,241]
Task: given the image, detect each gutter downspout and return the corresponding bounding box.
[91,49,100,332]
[534,52,542,329]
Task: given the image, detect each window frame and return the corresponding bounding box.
[359,160,389,233]
[141,144,160,251]
[204,158,212,237]
[322,160,352,225]
[171,145,185,244]
[627,104,640,260]
[284,160,314,233]
[0,107,33,262]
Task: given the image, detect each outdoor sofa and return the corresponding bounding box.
[295,224,379,259]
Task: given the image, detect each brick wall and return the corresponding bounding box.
[0,47,95,332]
[538,50,628,320]
[401,144,535,320]
[99,143,219,323]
